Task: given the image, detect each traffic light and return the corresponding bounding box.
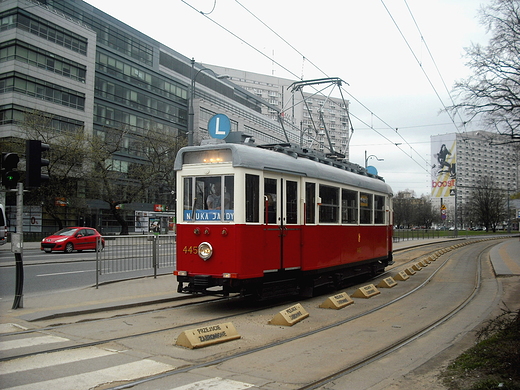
[25,140,50,188]
[1,153,20,189]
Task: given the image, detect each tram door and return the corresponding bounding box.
[263,176,301,271]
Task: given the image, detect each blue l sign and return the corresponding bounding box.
[208,114,231,139]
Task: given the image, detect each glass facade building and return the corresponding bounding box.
[0,0,286,233]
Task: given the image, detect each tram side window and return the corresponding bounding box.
[360,192,373,224]
[319,185,339,223]
[374,195,386,224]
[305,182,316,224]
[342,189,358,224]
[264,178,277,224]
[286,180,298,224]
[246,174,260,222]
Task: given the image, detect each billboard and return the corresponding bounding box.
[431,134,456,198]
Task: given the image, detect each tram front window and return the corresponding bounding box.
[183,176,234,221]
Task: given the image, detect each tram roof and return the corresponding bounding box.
[175,143,393,195]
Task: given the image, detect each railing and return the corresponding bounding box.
[95,235,175,288]
[393,229,442,242]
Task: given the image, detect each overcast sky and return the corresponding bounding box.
[85,0,489,196]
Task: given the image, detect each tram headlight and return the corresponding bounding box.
[198,242,213,260]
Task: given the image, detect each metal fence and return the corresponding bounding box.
[393,229,442,242]
[95,234,175,288]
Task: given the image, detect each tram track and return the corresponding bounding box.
[0,237,476,338]
[0,240,456,342]
[98,238,502,389]
[0,239,460,343]
[296,241,488,390]
[0,238,505,390]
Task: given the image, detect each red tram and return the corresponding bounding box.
[174,141,393,297]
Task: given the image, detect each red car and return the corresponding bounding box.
[41,227,105,253]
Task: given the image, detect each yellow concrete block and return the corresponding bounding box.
[377,277,397,288]
[176,322,240,349]
[269,303,309,326]
[394,270,409,281]
[405,267,416,275]
[319,292,354,309]
[351,284,380,298]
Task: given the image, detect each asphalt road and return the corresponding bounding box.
[0,247,174,300]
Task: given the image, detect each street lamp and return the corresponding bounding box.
[188,58,229,146]
[364,150,384,168]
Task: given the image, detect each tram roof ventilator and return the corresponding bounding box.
[222,132,384,182]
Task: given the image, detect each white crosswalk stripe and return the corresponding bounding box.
[0,323,28,334]
[0,334,69,351]
[0,346,115,375]
[171,377,255,390]
[0,325,174,390]
[2,359,173,390]
[0,326,253,390]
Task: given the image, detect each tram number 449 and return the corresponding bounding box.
[183,246,198,255]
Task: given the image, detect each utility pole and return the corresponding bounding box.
[11,182,24,309]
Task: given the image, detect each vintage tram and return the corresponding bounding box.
[174,141,393,298]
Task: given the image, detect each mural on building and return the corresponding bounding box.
[431,134,456,198]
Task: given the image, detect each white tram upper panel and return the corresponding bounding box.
[174,143,393,196]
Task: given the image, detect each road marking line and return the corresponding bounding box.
[0,335,69,351]
[37,270,92,277]
[171,377,255,390]
[2,359,173,390]
[0,347,115,375]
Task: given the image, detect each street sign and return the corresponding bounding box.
[366,166,378,175]
[208,114,231,139]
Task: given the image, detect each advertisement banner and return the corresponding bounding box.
[431,134,456,198]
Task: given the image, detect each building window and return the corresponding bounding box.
[0,40,87,82]
[0,9,88,55]
[1,72,85,110]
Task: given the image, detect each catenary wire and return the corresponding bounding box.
[181,0,435,173]
[231,1,432,171]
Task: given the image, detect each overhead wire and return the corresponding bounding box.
[181,0,446,174]
[403,0,467,131]
[382,0,465,135]
[237,0,441,172]
[235,0,432,172]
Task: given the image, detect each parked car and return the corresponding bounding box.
[41,227,104,253]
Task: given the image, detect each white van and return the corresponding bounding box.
[0,204,7,245]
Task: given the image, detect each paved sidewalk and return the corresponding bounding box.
[0,236,517,324]
[489,238,520,276]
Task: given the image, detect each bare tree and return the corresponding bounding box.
[393,191,414,228]
[448,0,520,143]
[20,110,89,230]
[414,195,437,229]
[468,176,507,232]
[87,126,184,235]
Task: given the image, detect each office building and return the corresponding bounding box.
[431,131,518,228]
[0,0,291,233]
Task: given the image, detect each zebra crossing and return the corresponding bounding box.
[0,323,255,389]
